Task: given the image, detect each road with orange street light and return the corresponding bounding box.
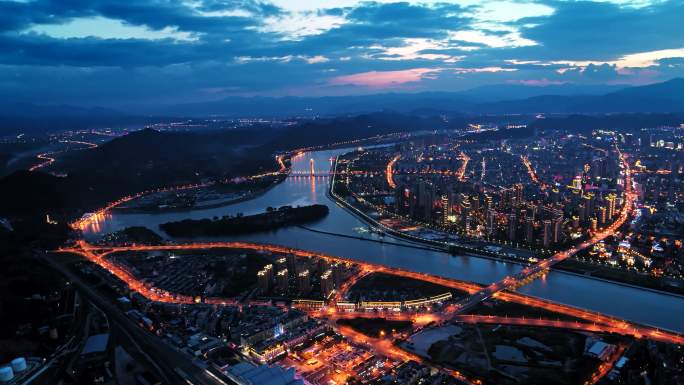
[520,154,548,189]
[57,233,684,349]
[386,154,400,189]
[29,139,99,172]
[456,151,470,181]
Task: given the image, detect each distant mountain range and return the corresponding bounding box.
[152,83,631,117]
[1,79,683,133]
[474,79,684,114]
[0,103,157,136]
[145,78,684,117]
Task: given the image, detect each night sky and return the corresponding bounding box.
[2,0,683,107]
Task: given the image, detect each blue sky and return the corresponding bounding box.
[1,0,683,106]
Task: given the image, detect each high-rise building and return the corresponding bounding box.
[417,181,435,222]
[332,263,344,288]
[470,195,480,211]
[578,203,587,222]
[606,193,617,219]
[553,216,563,244]
[321,270,334,299]
[499,188,511,210]
[571,175,583,191]
[486,209,496,236]
[542,220,553,248]
[461,200,471,228]
[257,269,270,293]
[484,194,493,212]
[409,184,419,216]
[286,253,297,275]
[395,184,409,213]
[276,269,289,293]
[550,188,560,204]
[441,194,450,224]
[508,213,517,241]
[318,258,329,274]
[598,206,607,226]
[525,203,537,221]
[263,264,274,283]
[297,270,311,294]
[513,183,524,206]
[525,218,535,244]
[583,193,595,217]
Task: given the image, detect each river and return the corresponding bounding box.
[83,147,684,332]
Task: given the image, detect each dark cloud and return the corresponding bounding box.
[0,0,683,105]
[513,0,684,61]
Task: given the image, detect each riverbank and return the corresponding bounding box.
[555,259,684,297]
[297,225,444,252]
[113,174,287,214]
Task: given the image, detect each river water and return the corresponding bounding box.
[83,147,684,332]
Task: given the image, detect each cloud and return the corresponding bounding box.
[513,0,684,61]
[329,68,442,88]
[508,78,567,86]
[366,38,462,62]
[26,16,200,41]
[303,55,330,64]
[0,0,684,104]
[258,11,347,40]
[448,29,535,49]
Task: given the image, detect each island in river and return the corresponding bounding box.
[160,204,329,237]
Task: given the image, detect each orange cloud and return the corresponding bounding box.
[329,68,442,88]
[509,78,567,86]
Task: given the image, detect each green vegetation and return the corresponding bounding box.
[467,300,585,323]
[101,226,163,245]
[559,259,684,295]
[160,204,329,237]
[348,272,464,302]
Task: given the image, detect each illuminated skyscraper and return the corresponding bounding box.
[297,270,311,294]
[484,194,493,212]
[606,193,617,219]
[321,270,334,298]
[553,216,563,244]
[257,269,270,293]
[598,206,607,226]
[276,269,289,292]
[263,264,274,282]
[514,183,524,205]
[441,194,450,224]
